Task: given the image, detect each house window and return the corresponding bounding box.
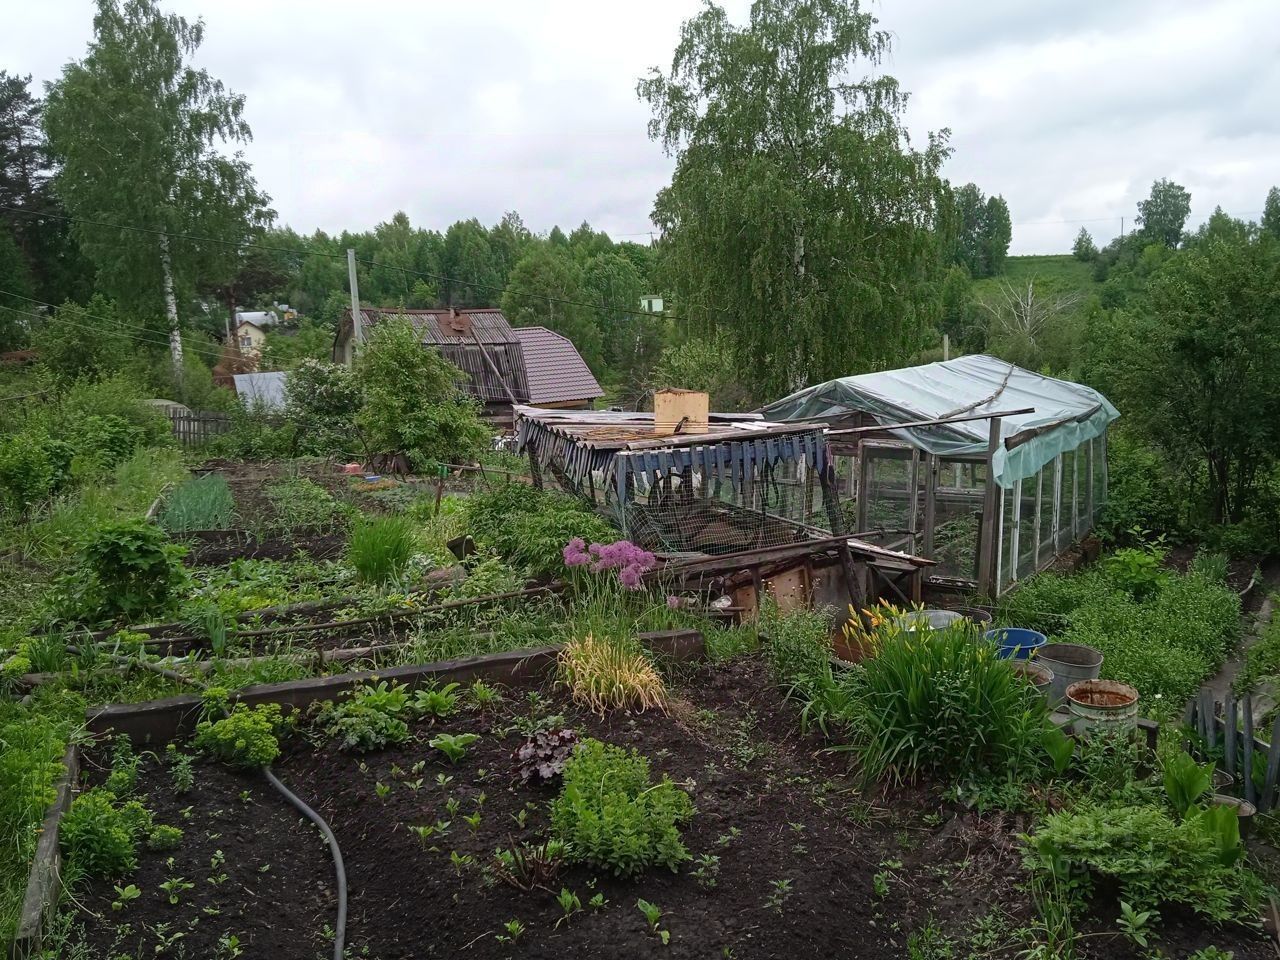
[239,335,253,349]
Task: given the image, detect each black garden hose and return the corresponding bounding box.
[263,765,348,960]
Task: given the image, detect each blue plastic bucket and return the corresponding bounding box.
[984,627,1047,660]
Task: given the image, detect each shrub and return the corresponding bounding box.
[557,636,666,715]
[1026,801,1261,923]
[60,789,151,878]
[550,739,694,877]
[846,621,1048,785]
[193,704,287,768]
[284,359,361,457]
[318,680,410,752]
[67,520,187,622]
[353,318,492,468]
[347,515,418,586]
[0,430,71,516]
[465,483,616,579]
[1100,547,1169,600]
[160,474,235,533]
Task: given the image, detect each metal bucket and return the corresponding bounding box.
[1210,794,1257,840]
[1038,643,1104,708]
[1010,660,1054,699]
[1066,679,1139,736]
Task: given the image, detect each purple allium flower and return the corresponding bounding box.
[618,565,643,589]
[666,594,680,609]
[562,537,591,567]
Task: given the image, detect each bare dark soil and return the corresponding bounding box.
[184,529,347,566]
[60,657,1275,959]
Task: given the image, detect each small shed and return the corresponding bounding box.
[515,405,839,556]
[232,371,288,412]
[761,355,1120,595]
[334,308,531,421]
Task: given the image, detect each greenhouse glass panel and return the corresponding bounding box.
[1092,434,1108,523]
[931,455,985,580]
[862,444,918,552]
[1017,472,1039,581]
[1057,450,1075,546]
[1038,457,1057,566]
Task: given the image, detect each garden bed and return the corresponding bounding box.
[54,656,1274,960]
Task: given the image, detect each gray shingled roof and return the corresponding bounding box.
[513,327,603,405]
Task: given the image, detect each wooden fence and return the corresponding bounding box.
[1185,688,1280,812]
[165,408,234,448]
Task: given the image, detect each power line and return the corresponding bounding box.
[0,298,229,362]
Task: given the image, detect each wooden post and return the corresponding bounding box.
[922,453,937,560]
[1244,695,1257,807]
[976,416,1002,598]
[856,441,871,534]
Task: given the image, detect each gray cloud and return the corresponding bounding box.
[4,0,1277,255]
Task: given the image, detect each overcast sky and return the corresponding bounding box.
[5,0,1278,255]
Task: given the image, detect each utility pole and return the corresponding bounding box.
[347,248,363,358]
[1120,216,1125,239]
[943,333,950,361]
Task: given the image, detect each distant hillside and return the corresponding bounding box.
[977,254,1100,298]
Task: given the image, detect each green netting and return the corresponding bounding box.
[760,355,1119,489]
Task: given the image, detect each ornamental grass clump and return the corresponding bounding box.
[846,619,1048,786]
[557,635,666,715]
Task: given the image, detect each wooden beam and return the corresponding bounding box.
[826,407,1036,437]
[976,415,1002,597]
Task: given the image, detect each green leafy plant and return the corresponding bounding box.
[1101,546,1169,600]
[193,703,286,768]
[318,680,410,752]
[430,733,480,765]
[463,482,615,579]
[550,739,694,877]
[636,898,669,945]
[148,824,184,851]
[495,918,525,944]
[1042,726,1075,776]
[691,853,720,889]
[347,515,418,586]
[1116,900,1153,948]
[1026,801,1260,922]
[111,883,141,911]
[412,681,461,719]
[765,877,793,913]
[166,744,195,794]
[265,477,345,533]
[159,875,194,905]
[1162,750,1214,816]
[67,519,188,622]
[556,887,582,925]
[468,679,502,709]
[60,788,151,878]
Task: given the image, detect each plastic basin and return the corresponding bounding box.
[1037,643,1104,708]
[983,627,1047,660]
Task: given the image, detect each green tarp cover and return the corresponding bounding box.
[760,354,1119,489]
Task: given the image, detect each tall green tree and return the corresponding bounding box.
[0,227,33,349]
[501,245,603,371]
[1089,233,1280,524]
[1261,186,1280,241]
[44,0,272,376]
[952,183,1010,277]
[983,194,1012,274]
[440,219,500,307]
[1135,178,1191,248]
[638,0,951,396]
[1072,227,1097,262]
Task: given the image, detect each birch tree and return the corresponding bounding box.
[44,0,271,376]
[638,0,952,395]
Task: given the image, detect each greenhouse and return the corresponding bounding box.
[761,354,1120,596]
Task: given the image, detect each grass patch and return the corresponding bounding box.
[159,474,234,532]
[347,515,418,586]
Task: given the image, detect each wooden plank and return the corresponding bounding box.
[1225,692,1238,778]
[11,743,79,959]
[1201,689,1217,752]
[976,416,1002,597]
[1244,696,1257,806]
[1263,716,1280,813]
[825,406,1036,437]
